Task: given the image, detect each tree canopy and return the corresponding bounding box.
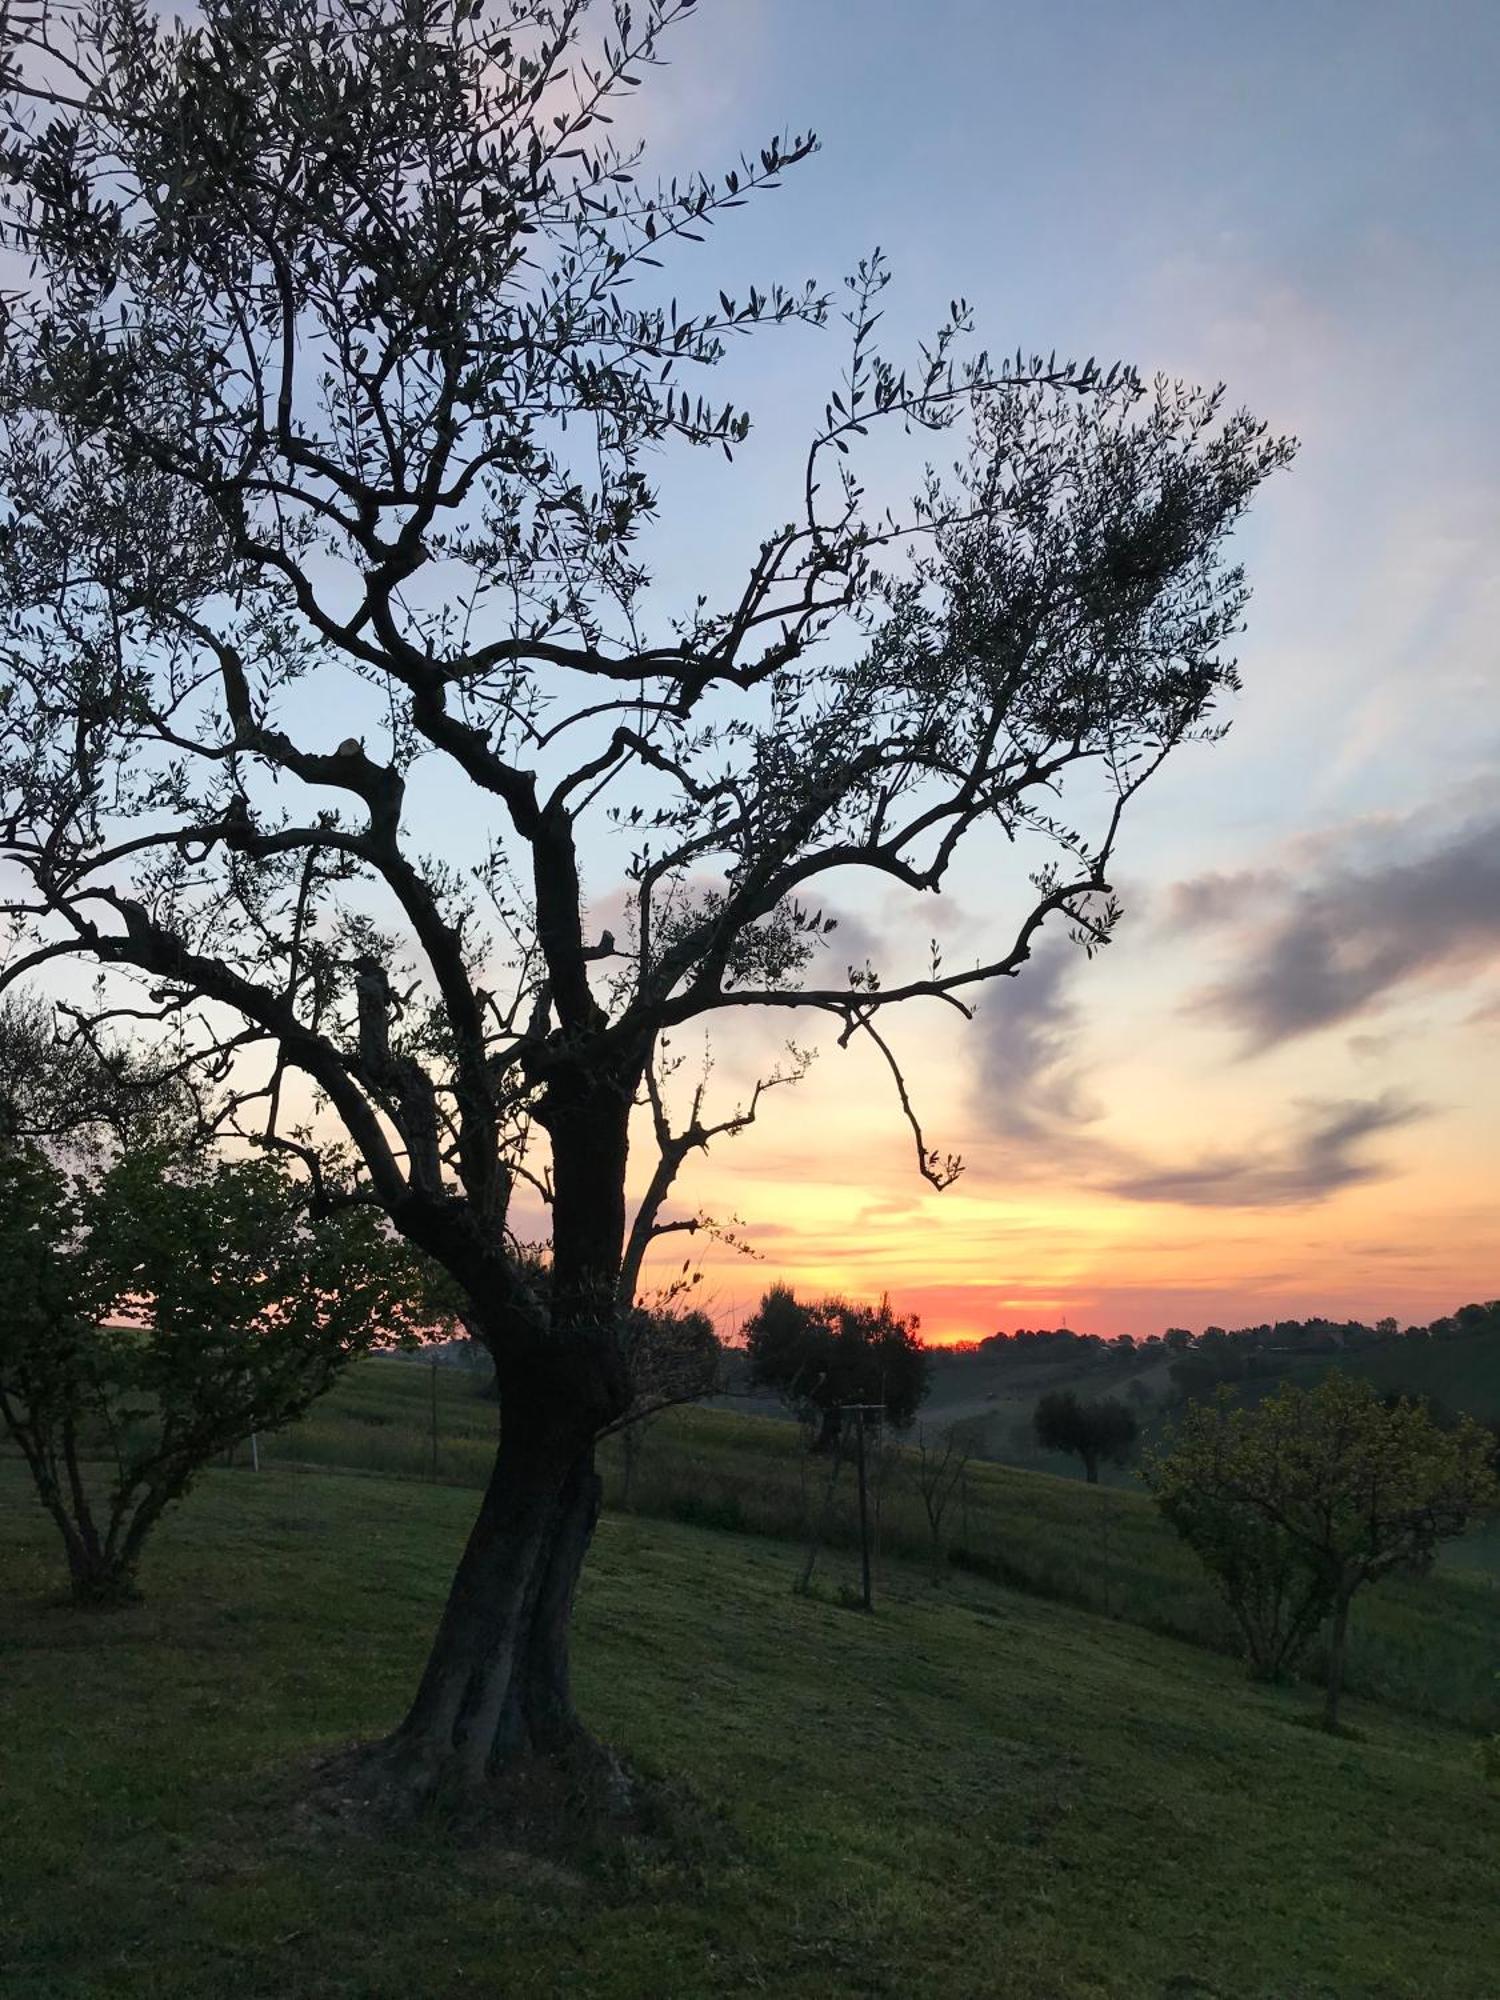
[0,1137,426,1603]
[744,1282,929,1448]
[1144,1374,1499,1729]
[0,0,1293,1795]
[1031,1389,1139,1483]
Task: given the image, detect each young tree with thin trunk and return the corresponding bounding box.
[912,1418,982,1573]
[607,1304,719,1508]
[0,1136,424,1603]
[0,0,1292,1799]
[1144,1375,1499,1730]
[745,1284,930,1451]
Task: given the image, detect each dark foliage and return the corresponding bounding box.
[1032,1389,1139,1483]
[1145,1375,1499,1729]
[744,1283,929,1449]
[0,1141,425,1603]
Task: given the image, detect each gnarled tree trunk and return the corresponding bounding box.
[374,1063,638,1802]
[383,1368,616,1795]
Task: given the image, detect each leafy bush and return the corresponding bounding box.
[0,1145,427,1603]
[1145,1376,1500,1728]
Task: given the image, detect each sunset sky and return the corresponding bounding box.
[611,0,1500,1341]
[21,1,1496,1348]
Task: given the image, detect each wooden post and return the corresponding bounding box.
[430,1357,439,1481]
[855,1405,873,1613]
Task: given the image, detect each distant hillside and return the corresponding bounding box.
[410,1304,1500,1491]
[719,1309,1500,1484]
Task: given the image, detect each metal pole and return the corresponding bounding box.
[249,1431,259,1473]
[856,1405,873,1612]
[430,1356,439,1481]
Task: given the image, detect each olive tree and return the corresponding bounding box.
[1032,1388,1138,1483]
[1144,1375,1499,1730]
[0,987,186,1151]
[606,1304,720,1508]
[745,1283,930,1451]
[0,0,1292,1797]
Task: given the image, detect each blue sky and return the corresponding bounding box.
[23,0,1495,1339]
[586,0,1500,1336]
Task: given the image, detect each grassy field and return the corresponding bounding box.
[255,1357,1500,1734]
[3,1451,1499,2000]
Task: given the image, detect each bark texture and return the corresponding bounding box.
[382,1323,628,1798]
[376,1073,637,1803]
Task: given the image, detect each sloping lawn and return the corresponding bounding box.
[3,1456,1498,1998]
[269,1361,1500,1732]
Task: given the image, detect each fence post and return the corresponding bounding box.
[430,1356,439,1481]
[855,1405,873,1613]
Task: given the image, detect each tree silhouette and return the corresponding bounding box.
[1032,1390,1139,1483]
[0,1138,424,1604]
[745,1284,929,1449]
[0,0,1292,1798]
[608,1305,720,1508]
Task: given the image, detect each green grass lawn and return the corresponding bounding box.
[3,1453,1499,2000]
[261,1358,1500,1734]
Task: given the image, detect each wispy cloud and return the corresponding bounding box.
[971,936,1101,1144]
[1172,801,1500,1046]
[1106,1093,1425,1207]
[962,928,1429,1210]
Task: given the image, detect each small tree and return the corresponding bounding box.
[1032,1390,1138,1483]
[1143,1414,1330,1682]
[1144,1375,1500,1730]
[607,1305,720,1508]
[745,1285,929,1450]
[913,1418,983,1572]
[0,1142,424,1604]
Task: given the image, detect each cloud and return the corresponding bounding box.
[971,937,1101,1144]
[814,903,886,978]
[1107,1093,1424,1208]
[1166,868,1286,929]
[1174,804,1500,1046]
[956,883,1439,1215]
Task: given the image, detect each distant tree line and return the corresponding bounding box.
[961,1299,1500,1385]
